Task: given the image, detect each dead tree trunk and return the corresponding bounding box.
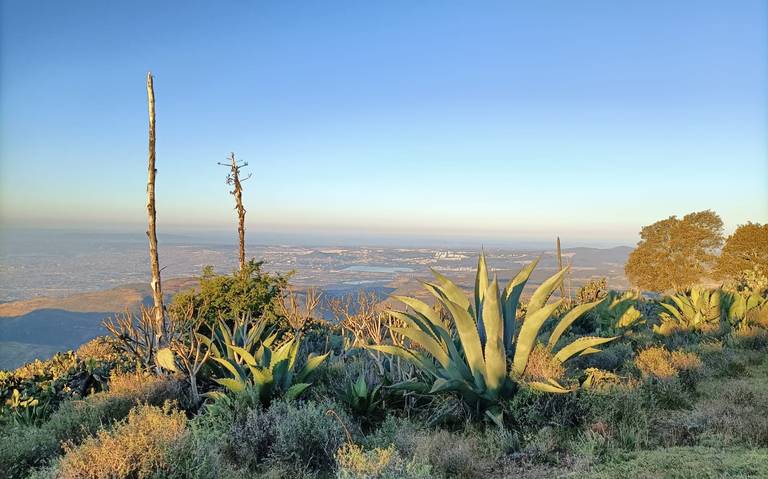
[557,236,567,300]
[146,72,164,329]
[219,152,251,272]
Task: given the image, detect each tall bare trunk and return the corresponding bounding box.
[146,72,164,328]
[557,236,567,300]
[230,153,247,271]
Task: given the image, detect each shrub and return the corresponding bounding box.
[634,347,702,380]
[0,375,180,479]
[226,399,351,474]
[336,443,432,479]
[169,260,286,327]
[55,403,186,479]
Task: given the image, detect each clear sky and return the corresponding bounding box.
[1,1,766,246]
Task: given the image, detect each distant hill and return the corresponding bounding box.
[0,277,197,370]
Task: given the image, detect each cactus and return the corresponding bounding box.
[368,254,616,424]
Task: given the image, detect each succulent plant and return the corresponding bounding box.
[654,288,722,336]
[368,253,615,424]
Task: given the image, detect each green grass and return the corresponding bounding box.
[585,447,768,479]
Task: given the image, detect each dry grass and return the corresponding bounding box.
[669,350,703,372]
[57,403,186,479]
[523,345,565,382]
[635,347,678,379]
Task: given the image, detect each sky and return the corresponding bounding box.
[1,1,766,247]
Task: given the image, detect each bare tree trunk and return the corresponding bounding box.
[557,236,567,300]
[230,153,247,272]
[146,72,164,330]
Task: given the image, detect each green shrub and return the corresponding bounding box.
[169,260,286,328]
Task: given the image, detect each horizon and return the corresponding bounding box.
[1,1,766,244]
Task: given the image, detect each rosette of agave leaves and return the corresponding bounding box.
[369,253,616,425]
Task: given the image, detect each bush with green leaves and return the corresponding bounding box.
[169,259,287,327]
[369,254,615,424]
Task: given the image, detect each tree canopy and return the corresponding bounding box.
[715,222,768,281]
[625,210,724,292]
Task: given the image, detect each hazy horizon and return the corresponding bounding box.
[1,1,766,241]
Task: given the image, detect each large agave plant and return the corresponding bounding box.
[369,254,615,424]
[655,288,722,336]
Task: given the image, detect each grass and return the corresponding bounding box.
[585,447,768,479]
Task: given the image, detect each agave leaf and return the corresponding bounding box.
[482,276,506,393]
[211,357,245,382]
[248,365,273,387]
[439,297,486,389]
[390,310,441,342]
[512,300,562,376]
[285,383,311,401]
[527,267,570,316]
[553,336,616,363]
[529,380,571,394]
[230,345,257,366]
[429,269,472,312]
[387,380,431,393]
[579,347,602,356]
[271,339,295,367]
[156,348,178,372]
[475,252,489,340]
[296,352,329,383]
[430,377,471,394]
[502,258,539,350]
[546,300,602,349]
[214,377,246,393]
[392,327,450,368]
[353,375,367,397]
[484,407,504,428]
[394,296,445,329]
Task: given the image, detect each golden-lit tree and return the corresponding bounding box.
[715,222,768,281]
[625,210,723,292]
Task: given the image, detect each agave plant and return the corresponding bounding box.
[588,290,646,335]
[725,292,768,330]
[369,254,615,424]
[208,336,328,404]
[340,373,384,426]
[654,288,722,336]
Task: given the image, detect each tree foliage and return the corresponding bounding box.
[715,222,768,281]
[169,259,287,326]
[625,210,724,292]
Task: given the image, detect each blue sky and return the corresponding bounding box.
[1,1,766,246]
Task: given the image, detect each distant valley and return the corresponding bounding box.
[0,232,632,369]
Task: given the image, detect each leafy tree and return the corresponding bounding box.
[169,259,287,326]
[625,210,723,292]
[715,222,768,281]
